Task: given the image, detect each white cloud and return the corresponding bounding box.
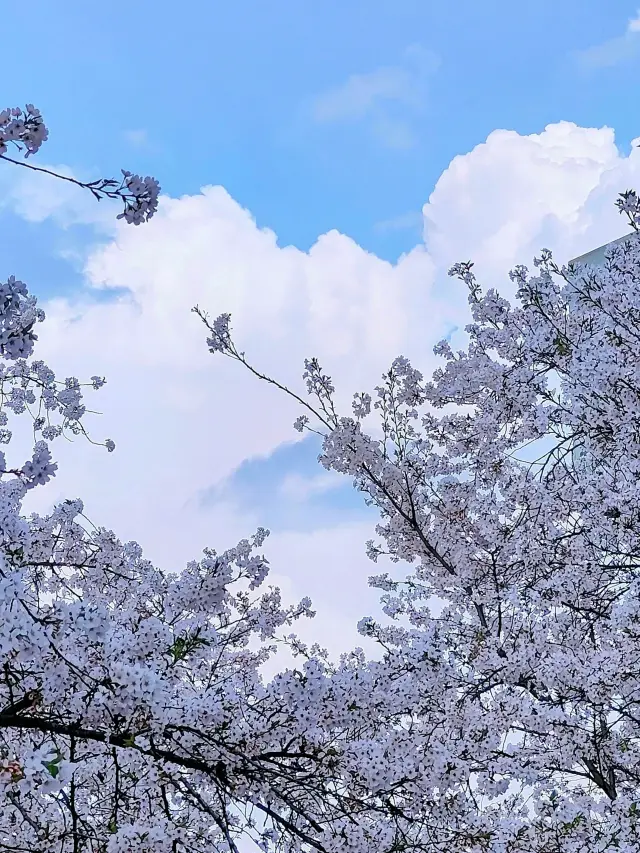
[309,44,439,148]
[575,10,640,68]
[8,120,640,664]
[629,10,640,32]
[421,122,630,274]
[313,66,417,122]
[0,160,116,231]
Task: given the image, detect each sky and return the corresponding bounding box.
[4,0,640,662]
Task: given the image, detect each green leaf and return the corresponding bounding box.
[42,751,62,778]
[553,335,571,357]
[167,629,211,663]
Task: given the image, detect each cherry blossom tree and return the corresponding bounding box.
[0,106,469,853]
[8,96,640,853]
[198,195,640,851]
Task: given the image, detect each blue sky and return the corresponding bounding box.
[199,435,375,532]
[5,2,640,650]
[6,0,640,266]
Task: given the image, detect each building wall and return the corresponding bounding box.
[570,233,635,267]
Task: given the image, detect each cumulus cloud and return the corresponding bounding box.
[309,44,439,148]
[575,9,640,68]
[7,120,640,661]
[422,121,632,277]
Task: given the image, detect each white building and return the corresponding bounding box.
[569,233,635,267]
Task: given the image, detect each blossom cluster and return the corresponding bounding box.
[0,105,48,157]
[0,272,114,491]
[115,169,161,225]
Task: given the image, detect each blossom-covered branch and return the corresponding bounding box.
[0,105,159,225]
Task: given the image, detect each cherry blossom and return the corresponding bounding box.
[199,194,640,851]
